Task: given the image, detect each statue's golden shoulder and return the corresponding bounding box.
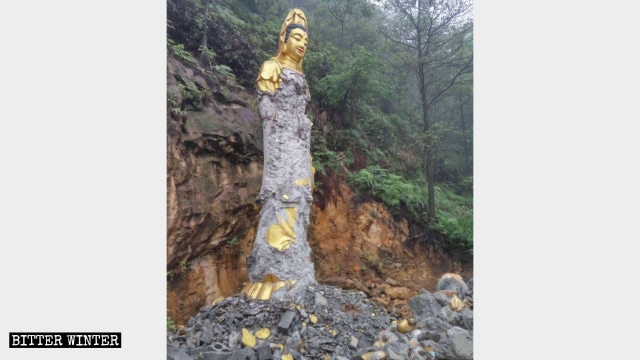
[256,58,282,92]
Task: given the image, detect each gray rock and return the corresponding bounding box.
[186,334,199,349]
[278,310,297,335]
[285,331,301,350]
[423,317,452,333]
[385,341,410,359]
[378,329,399,344]
[203,351,231,360]
[438,306,458,324]
[245,305,262,316]
[308,336,333,349]
[288,349,302,360]
[200,328,214,345]
[432,292,452,307]
[455,309,473,331]
[271,349,282,360]
[203,343,232,360]
[422,330,442,343]
[243,347,257,360]
[187,317,196,328]
[436,274,469,299]
[408,346,427,360]
[436,338,454,360]
[227,331,242,348]
[228,349,246,360]
[354,350,387,360]
[168,345,194,360]
[189,345,214,358]
[168,284,462,360]
[409,291,443,324]
[349,335,359,349]
[314,292,328,307]
[446,326,473,360]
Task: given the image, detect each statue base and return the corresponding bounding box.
[241,274,315,301]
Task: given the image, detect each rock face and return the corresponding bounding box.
[167,54,264,323]
[167,275,473,360]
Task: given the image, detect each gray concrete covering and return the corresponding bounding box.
[246,68,317,300]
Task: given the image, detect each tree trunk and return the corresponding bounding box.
[418,63,436,224]
[199,0,212,65]
[459,90,472,177]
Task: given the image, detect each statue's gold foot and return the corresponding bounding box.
[241,274,297,300]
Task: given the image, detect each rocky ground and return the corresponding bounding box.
[167,274,473,360]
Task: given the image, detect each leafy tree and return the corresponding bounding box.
[317,0,376,51]
[380,0,473,223]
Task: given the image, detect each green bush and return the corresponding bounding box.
[348,165,426,222]
[432,185,473,253]
[312,148,340,177]
[168,38,200,68]
[349,167,473,255]
[167,317,176,332]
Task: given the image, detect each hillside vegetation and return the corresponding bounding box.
[167,0,473,257]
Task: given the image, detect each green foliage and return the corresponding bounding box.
[199,46,217,68]
[457,176,473,195]
[349,167,472,256]
[167,259,191,281]
[303,45,340,94]
[309,47,417,178]
[167,0,270,86]
[432,185,473,254]
[167,317,177,332]
[226,236,239,246]
[312,148,340,177]
[311,126,358,177]
[360,252,389,274]
[213,2,247,29]
[313,0,379,52]
[349,165,427,222]
[180,260,191,271]
[210,0,288,85]
[214,64,237,80]
[177,82,204,109]
[167,85,183,116]
[315,50,383,114]
[168,38,200,67]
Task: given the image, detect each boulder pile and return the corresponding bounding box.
[167,274,473,360]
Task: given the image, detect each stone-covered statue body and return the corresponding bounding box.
[242,9,316,301]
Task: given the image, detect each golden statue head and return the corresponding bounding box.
[255,8,309,91]
[276,8,308,72]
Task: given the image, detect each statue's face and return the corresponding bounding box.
[283,28,308,63]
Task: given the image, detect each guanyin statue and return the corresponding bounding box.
[242,9,317,301]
